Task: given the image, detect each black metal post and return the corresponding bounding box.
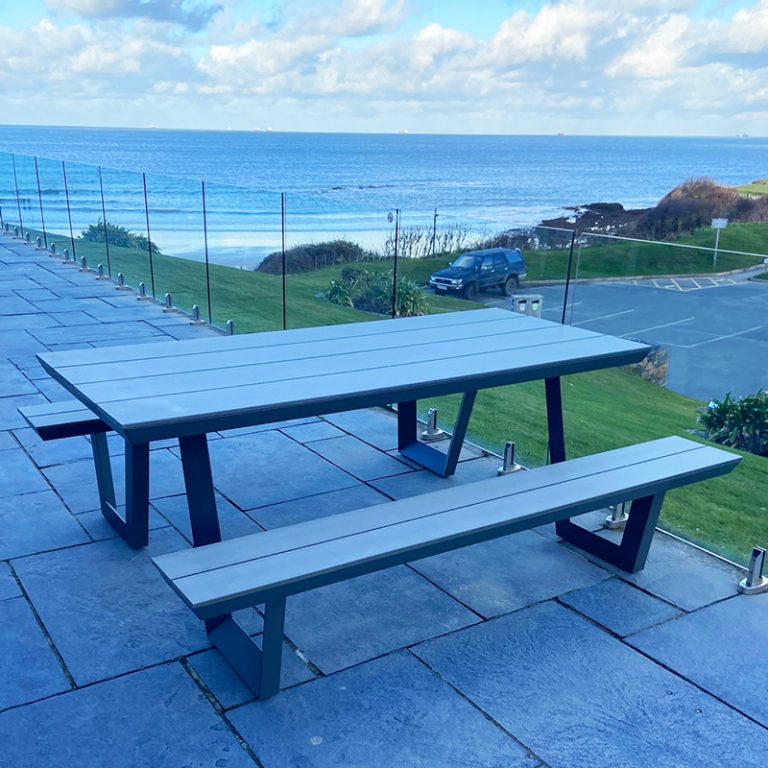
[61,160,77,259]
[11,155,24,233]
[391,208,400,319]
[97,166,111,278]
[560,229,577,325]
[34,157,48,249]
[142,173,156,298]
[431,208,438,255]
[201,181,212,324]
[281,192,287,330]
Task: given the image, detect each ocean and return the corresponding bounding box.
[0,125,765,267]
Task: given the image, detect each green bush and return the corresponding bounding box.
[698,390,768,456]
[80,219,161,254]
[327,268,428,317]
[258,240,374,274]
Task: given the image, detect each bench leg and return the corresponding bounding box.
[207,597,287,700]
[92,434,150,549]
[557,493,665,573]
[397,391,478,477]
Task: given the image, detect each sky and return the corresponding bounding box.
[0,0,766,135]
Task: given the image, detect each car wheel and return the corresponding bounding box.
[502,275,519,296]
[463,282,478,300]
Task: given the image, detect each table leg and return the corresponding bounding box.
[545,376,573,539]
[178,434,222,547]
[92,434,150,549]
[397,391,478,477]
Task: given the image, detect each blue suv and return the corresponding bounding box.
[429,247,527,300]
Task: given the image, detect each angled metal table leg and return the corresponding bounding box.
[397,391,478,477]
[545,376,575,540]
[558,494,665,573]
[92,433,150,549]
[178,434,221,548]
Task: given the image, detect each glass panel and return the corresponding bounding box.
[142,171,208,319]
[204,181,282,333]
[565,231,768,565]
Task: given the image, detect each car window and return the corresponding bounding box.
[453,255,481,269]
[493,255,506,269]
[481,257,493,271]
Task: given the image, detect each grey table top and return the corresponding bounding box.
[38,308,650,443]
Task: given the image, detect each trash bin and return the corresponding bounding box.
[511,294,543,318]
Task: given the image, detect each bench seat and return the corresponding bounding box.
[19,401,110,441]
[154,435,740,699]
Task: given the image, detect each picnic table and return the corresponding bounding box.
[36,307,650,549]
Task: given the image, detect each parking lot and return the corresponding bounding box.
[488,277,768,402]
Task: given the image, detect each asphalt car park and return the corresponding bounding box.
[488,277,768,402]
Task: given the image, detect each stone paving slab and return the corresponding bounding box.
[13,528,208,686]
[324,408,401,451]
[0,448,50,499]
[412,530,611,618]
[0,663,254,768]
[628,593,768,726]
[0,562,21,601]
[284,566,480,674]
[12,426,94,468]
[208,429,360,510]
[0,489,90,559]
[228,651,535,768]
[414,601,768,768]
[0,595,72,709]
[306,434,413,481]
[279,419,347,443]
[560,577,682,636]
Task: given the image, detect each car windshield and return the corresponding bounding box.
[452,255,481,269]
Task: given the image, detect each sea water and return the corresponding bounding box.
[0,125,764,267]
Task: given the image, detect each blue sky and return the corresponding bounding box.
[0,0,766,135]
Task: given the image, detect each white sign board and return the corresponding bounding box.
[712,218,728,229]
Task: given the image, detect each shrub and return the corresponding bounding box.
[698,390,768,456]
[80,219,161,254]
[327,268,428,317]
[258,240,373,274]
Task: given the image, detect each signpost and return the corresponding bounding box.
[711,218,728,267]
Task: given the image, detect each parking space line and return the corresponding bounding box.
[682,325,763,349]
[573,309,635,326]
[621,317,695,337]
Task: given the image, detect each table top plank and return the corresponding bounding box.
[75,324,609,404]
[43,314,547,387]
[98,334,647,440]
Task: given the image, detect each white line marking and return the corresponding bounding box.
[621,317,696,337]
[573,309,635,325]
[683,325,763,349]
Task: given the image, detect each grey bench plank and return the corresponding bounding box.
[156,438,739,618]
[157,436,701,580]
[90,336,648,441]
[77,325,607,403]
[57,319,579,394]
[19,401,110,440]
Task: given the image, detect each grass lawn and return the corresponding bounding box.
[34,227,767,566]
[736,180,768,198]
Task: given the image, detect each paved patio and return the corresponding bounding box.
[1,234,766,768]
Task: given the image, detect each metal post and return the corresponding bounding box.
[63,248,70,262]
[61,160,77,260]
[281,192,287,330]
[226,319,234,335]
[497,441,522,475]
[421,407,445,442]
[191,304,202,323]
[98,166,112,278]
[391,208,400,319]
[201,180,212,324]
[561,229,576,325]
[49,242,57,256]
[431,208,438,255]
[163,292,173,311]
[116,272,129,290]
[605,500,629,530]
[97,263,105,279]
[739,546,768,594]
[34,157,48,249]
[142,173,156,298]
[79,256,87,272]
[11,155,24,234]
[137,281,147,299]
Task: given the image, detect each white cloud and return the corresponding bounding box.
[607,14,691,78]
